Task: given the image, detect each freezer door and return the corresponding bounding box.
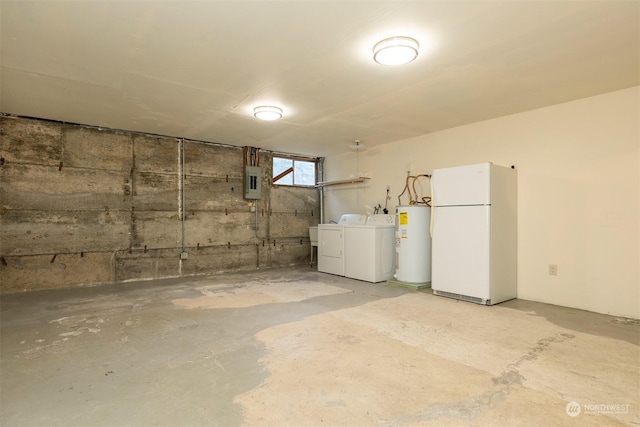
[432,206,490,299]
[432,163,491,206]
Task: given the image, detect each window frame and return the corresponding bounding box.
[272,155,318,188]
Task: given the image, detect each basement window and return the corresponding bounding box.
[272,156,316,187]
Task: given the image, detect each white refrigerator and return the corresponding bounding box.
[431,162,517,305]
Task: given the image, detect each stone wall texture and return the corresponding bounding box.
[0,116,319,292]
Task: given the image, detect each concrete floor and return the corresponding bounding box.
[1,267,638,426]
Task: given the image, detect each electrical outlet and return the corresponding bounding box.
[549,264,557,276]
[180,252,188,260]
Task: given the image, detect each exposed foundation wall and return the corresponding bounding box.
[0,116,319,292]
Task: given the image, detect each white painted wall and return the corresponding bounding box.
[323,87,639,319]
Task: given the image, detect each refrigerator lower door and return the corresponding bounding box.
[432,206,490,302]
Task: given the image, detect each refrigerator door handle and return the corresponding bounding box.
[430,178,435,238]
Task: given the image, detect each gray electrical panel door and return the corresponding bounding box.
[244,166,262,199]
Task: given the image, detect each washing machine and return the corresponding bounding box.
[344,214,396,282]
[317,214,366,276]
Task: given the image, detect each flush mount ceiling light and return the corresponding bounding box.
[253,105,283,121]
[373,36,419,66]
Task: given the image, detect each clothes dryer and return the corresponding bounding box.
[317,214,366,276]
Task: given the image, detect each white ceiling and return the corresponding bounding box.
[1,1,638,157]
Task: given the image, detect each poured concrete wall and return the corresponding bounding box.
[0,116,319,292]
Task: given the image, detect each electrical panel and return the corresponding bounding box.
[244,166,262,199]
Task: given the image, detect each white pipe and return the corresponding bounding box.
[178,138,185,274]
[318,158,325,224]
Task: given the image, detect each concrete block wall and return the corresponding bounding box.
[0,116,319,292]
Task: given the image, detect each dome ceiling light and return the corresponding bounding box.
[253,105,283,121]
[373,36,419,66]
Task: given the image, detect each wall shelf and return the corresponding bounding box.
[315,177,370,188]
